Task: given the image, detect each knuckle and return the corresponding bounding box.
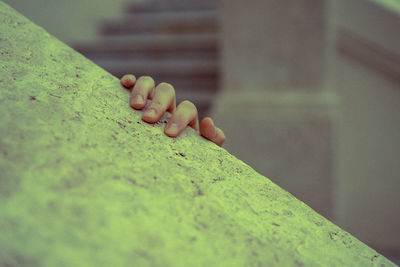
[150,99,163,107]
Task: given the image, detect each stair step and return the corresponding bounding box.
[75,33,218,60]
[164,89,215,119]
[94,58,218,76]
[80,50,217,62]
[125,0,217,14]
[101,10,218,35]
[110,69,219,92]
[113,75,219,93]
[149,78,218,92]
[175,88,215,104]
[94,58,219,82]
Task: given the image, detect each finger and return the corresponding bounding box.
[200,117,226,147]
[142,82,177,124]
[120,74,136,89]
[164,100,199,137]
[130,76,155,110]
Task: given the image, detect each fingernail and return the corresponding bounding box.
[166,123,179,135]
[135,95,144,105]
[145,108,157,117]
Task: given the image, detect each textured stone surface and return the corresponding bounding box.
[0,2,395,266]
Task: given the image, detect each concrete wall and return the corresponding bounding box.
[3,0,399,260]
[1,2,395,265]
[214,0,400,260]
[219,0,327,92]
[213,0,337,221]
[332,52,400,255]
[330,0,400,256]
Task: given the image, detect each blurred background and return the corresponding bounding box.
[3,0,399,263]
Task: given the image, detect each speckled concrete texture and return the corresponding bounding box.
[0,2,395,266]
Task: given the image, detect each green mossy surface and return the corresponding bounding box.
[0,2,395,266]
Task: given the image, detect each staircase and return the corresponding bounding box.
[74,0,219,119]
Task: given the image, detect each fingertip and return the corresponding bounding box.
[141,115,158,125]
[164,122,180,137]
[207,117,215,127]
[200,117,214,130]
[121,74,136,88]
[200,119,226,146]
[130,94,146,110]
[216,127,226,140]
[212,127,225,147]
[200,118,217,140]
[130,100,145,110]
[164,130,178,138]
[208,118,219,139]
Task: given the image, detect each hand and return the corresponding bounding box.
[121,74,226,147]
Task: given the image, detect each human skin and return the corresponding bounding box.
[120,74,226,147]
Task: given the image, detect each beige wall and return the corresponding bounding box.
[332,42,400,255]
[2,0,136,45]
[214,0,337,220]
[219,0,327,92]
[330,0,400,255]
[215,0,400,257]
[335,52,400,251]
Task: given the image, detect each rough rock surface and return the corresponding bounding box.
[0,2,395,266]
